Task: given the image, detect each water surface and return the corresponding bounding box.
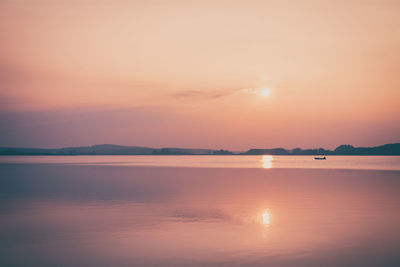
[1,155,399,170]
[1,156,400,266]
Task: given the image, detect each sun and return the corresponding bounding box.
[262,209,270,225]
[259,88,270,97]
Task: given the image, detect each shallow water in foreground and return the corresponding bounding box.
[1,157,400,266]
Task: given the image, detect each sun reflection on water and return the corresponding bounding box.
[262,155,273,169]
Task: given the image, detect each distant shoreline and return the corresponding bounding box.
[0,143,399,156]
[0,154,399,157]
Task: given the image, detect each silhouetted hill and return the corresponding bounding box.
[333,143,400,155]
[0,144,228,155]
[245,148,289,155]
[0,143,398,155]
[242,143,400,155]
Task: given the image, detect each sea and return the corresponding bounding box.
[1,155,400,266]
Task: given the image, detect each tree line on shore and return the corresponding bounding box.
[0,143,399,155]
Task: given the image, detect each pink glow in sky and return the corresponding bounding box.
[0,0,399,149]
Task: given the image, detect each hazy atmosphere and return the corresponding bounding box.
[1,2,400,267]
[1,0,399,149]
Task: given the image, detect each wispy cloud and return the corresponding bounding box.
[172,87,267,100]
[172,89,234,100]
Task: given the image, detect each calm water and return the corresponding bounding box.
[1,156,400,266]
[1,155,400,170]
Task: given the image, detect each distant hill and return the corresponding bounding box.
[0,143,399,156]
[0,144,233,155]
[332,143,400,155]
[242,143,400,155]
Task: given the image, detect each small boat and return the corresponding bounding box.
[314,156,326,160]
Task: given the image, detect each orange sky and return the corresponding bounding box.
[0,0,399,149]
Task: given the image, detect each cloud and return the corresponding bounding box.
[170,208,229,222]
[172,87,266,100]
[172,89,234,100]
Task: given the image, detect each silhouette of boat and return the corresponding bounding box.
[314,156,326,160]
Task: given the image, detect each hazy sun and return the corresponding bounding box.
[259,88,270,97]
[262,209,270,225]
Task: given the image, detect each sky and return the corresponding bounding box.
[0,0,399,150]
